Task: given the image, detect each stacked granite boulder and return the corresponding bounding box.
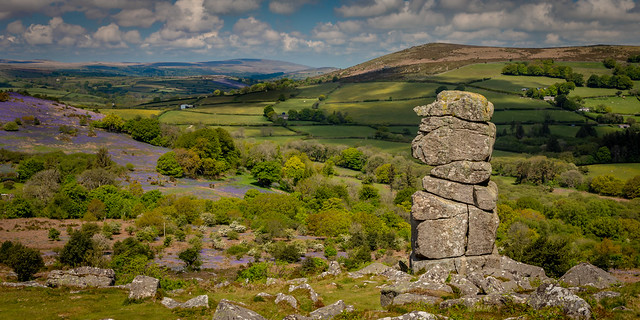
[410,90,499,270]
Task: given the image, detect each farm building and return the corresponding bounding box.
[180,104,194,110]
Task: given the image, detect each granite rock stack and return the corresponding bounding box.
[410,91,498,270]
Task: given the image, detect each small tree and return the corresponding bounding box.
[0,242,44,281]
[59,230,95,267]
[251,161,281,187]
[178,246,202,271]
[48,228,61,241]
[156,151,184,177]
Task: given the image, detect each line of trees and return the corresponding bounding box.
[502,60,584,86]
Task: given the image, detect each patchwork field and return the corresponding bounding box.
[585,163,640,180]
[326,82,439,102]
[294,125,377,138]
[492,109,587,124]
[98,108,166,120]
[582,96,640,115]
[160,111,270,125]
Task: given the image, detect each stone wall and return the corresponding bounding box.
[410,91,498,271]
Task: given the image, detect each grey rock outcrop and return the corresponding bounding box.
[46,267,115,288]
[559,262,619,289]
[528,283,592,319]
[308,300,351,320]
[430,161,491,184]
[276,293,298,309]
[377,311,441,320]
[212,299,265,320]
[592,291,620,301]
[410,91,498,269]
[414,90,494,122]
[128,275,159,300]
[161,295,209,309]
[319,261,341,278]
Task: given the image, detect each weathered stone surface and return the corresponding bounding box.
[182,295,209,308]
[528,283,592,319]
[410,254,503,274]
[414,212,468,259]
[592,291,620,301]
[414,91,494,122]
[448,274,480,297]
[418,263,451,283]
[286,278,308,285]
[412,117,495,166]
[411,191,468,221]
[422,176,474,204]
[473,181,498,211]
[256,292,274,299]
[319,261,341,278]
[466,206,499,256]
[212,299,265,320]
[276,293,298,309]
[430,161,492,184]
[46,267,115,288]
[162,296,207,309]
[308,300,350,320]
[467,274,506,295]
[377,311,440,320]
[559,262,619,289]
[499,256,548,280]
[380,279,452,308]
[2,281,47,288]
[439,297,480,309]
[349,262,412,282]
[289,283,320,303]
[266,278,279,286]
[391,293,440,306]
[128,275,159,300]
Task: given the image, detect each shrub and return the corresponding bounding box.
[324,245,337,259]
[238,262,270,282]
[3,121,19,131]
[301,257,327,276]
[178,247,201,271]
[59,230,96,267]
[0,242,44,281]
[270,241,301,263]
[590,175,624,196]
[48,228,61,241]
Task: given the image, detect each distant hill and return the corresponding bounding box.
[0,58,337,79]
[330,43,640,81]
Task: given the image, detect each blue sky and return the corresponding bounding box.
[1,0,639,68]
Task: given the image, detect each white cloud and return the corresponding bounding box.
[337,0,403,17]
[312,22,347,45]
[545,33,561,44]
[573,0,639,21]
[114,8,157,28]
[6,20,25,34]
[203,0,262,14]
[269,0,312,14]
[94,23,125,46]
[24,24,53,45]
[366,1,445,29]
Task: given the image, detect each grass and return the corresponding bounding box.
[326,82,439,102]
[0,287,180,319]
[555,61,613,77]
[296,83,341,98]
[216,126,298,137]
[570,87,620,98]
[464,88,554,110]
[160,111,269,125]
[293,125,377,138]
[187,103,271,115]
[273,99,319,112]
[492,109,587,124]
[428,62,506,83]
[473,75,560,94]
[584,163,640,180]
[313,138,410,155]
[321,100,425,125]
[582,96,640,115]
[495,124,581,137]
[98,109,165,120]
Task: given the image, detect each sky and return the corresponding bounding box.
[0,0,639,68]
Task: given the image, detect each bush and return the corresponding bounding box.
[48,228,61,241]
[0,242,44,281]
[301,257,327,276]
[270,241,301,263]
[324,244,337,259]
[178,247,202,271]
[3,121,19,131]
[59,230,96,267]
[238,262,270,282]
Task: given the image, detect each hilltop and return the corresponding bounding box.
[331,43,640,81]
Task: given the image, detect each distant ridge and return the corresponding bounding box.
[0,58,338,79]
[330,43,640,81]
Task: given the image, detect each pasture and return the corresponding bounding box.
[273,98,318,112]
[326,82,439,102]
[492,109,587,124]
[159,111,269,125]
[296,82,341,98]
[189,102,270,115]
[585,163,640,180]
[294,125,377,138]
[428,62,506,83]
[98,108,165,120]
[321,100,425,125]
[582,96,640,115]
[465,88,554,110]
[474,75,560,94]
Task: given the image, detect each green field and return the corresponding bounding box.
[273,98,318,112]
[556,61,613,77]
[326,82,438,102]
[492,109,587,124]
[474,75,560,94]
[213,126,298,137]
[583,96,640,115]
[570,86,620,98]
[429,62,506,83]
[98,108,165,120]
[160,111,269,125]
[321,100,425,125]
[188,102,270,115]
[314,138,410,155]
[297,83,341,98]
[294,125,377,138]
[495,124,581,137]
[585,163,640,180]
[465,88,554,110]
